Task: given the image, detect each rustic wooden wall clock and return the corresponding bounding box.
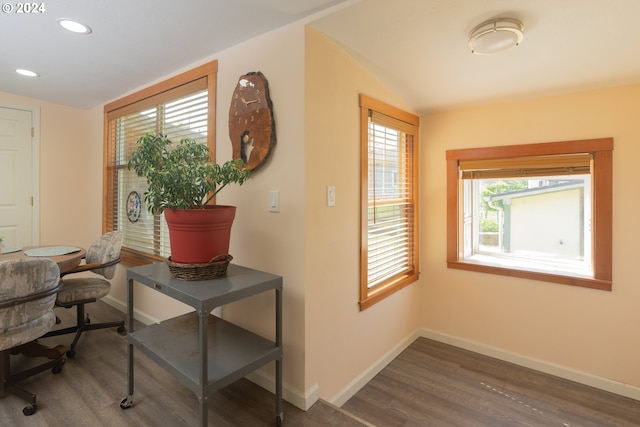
[228,71,276,171]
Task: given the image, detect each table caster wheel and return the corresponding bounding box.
[23,404,36,416]
[276,413,283,426]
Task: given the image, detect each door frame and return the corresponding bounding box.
[0,102,40,245]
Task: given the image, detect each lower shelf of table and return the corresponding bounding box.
[127,311,281,395]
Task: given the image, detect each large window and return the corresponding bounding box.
[103,61,217,263]
[360,95,420,310]
[446,138,613,290]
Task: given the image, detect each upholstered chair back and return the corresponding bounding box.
[0,258,60,351]
[85,231,123,280]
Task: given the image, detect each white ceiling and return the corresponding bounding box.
[3,0,640,114]
[0,0,344,109]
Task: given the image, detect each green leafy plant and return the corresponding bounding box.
[128,132,250,215]
[479,218,499,232]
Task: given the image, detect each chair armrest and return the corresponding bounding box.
[61,262,102,275]
[61,257,121,278]
[0,282,62,309]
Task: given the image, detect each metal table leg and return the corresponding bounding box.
[120,278,135,410]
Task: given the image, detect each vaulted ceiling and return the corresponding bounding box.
[3,0,640,114]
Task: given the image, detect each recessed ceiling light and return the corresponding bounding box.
[16,69,39,77]
[58,18,92,34]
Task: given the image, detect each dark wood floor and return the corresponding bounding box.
[343,337,640,427]
[2,300,640,426]
[1,300,366,427]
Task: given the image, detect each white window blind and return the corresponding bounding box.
[106,80,208,258]
[367,111,416,288]
[459,153,592,179]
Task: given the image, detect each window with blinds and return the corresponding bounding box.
[103,61,216,262]
[446,138,613,291]
[360,95,419,310]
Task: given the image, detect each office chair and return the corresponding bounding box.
[0,258,65,416]
[44,231,126,358]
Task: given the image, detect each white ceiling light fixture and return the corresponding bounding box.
[468,18,524,55]
[58,18,92,34]
[16,69,39,77]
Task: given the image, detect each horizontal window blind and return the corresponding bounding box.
[459,153,591,179]
[367,112,416,288]
[106,79,208,259]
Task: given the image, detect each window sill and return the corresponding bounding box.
[360,271,419,310]
[447,260,611,291]
[120,248,162,268]
[467,253,592,278]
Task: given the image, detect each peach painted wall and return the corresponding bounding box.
[213,22,307,401]
[305,28,422,403]
[0,92,101,249]
[12,12,640,413]
[421,84,640,392]
[95,21,311,405]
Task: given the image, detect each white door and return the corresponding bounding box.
[0,107,34,248]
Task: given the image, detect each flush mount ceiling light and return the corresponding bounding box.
[58,18,92,34]
[16,69,39,77]
[468,18,523,55]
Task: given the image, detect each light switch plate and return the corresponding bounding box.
[327,185,336,207]
[269,190,280,212]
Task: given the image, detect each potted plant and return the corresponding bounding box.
[128,132,250,268]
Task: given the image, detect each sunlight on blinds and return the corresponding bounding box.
[108,87,208,258]
[367,115,415,288]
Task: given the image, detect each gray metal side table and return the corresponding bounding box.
[120,262,283,426]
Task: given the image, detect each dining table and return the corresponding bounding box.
[1,245,86,274]
[1,245,87,359]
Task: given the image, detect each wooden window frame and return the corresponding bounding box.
[103,60,217,266]
[446,138,613,291]
[360,94,420,310]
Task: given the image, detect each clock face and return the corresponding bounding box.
[126,191,141,223]
[229,72,276,171]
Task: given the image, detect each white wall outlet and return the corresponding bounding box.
[327,185,336,207]
[269,190,280,212]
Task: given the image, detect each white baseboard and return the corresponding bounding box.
[99,300,640,409]
[419,328,640,402]
[102,295,159,325]
[327,329,421,407]
[244,370,318,411]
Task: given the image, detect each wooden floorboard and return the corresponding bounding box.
[343,337,640,427]
[2,300,640,426]
[0,300,367,427]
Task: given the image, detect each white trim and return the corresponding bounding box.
[244,370,318,411]
[327,329,420,407]
[419,328,640,402]
[94,301,640,410]
[103,294,159,326]
[31,106,40,245]
[0,102,40,245]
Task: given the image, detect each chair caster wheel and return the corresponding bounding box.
[66,349,76,358]
[52,362,64,374]
[23,404,36,416]
[120,396,134,409]
[117,325,126,335]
